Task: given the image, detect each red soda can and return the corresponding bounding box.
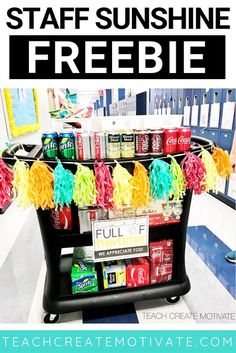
[91,131,106,159]
[150,129,163,155]
[75,131,91,160]
[135,130,150,156]
[177,127,191,152]
[51,206,73,230]
[163,128,177,154]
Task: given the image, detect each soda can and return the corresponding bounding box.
[50,206,73,230]
[78,207,89,233]
[106,131,121,159]
[58,131,76,159]
[91,131,106,159]
[163,128,177,154]
[75,131,91,160]
[135,130,149,156]
[177,127,191,152]
[150,129,163,155]
[121,130,135,158]
[42,132,58,158]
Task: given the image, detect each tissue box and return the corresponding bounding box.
[102,260,126,289]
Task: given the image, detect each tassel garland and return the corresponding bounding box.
[12,159,31,208]
[212,147,232,178]
[29,161,54,209]
[180,152,206,195]
[113,161,133,208]
[53,160,74,208]
[0,158,14,208]
[168,155,186,201]
[131,161,150,208]
[200,148,219,193]
[73,163,97,207]
[94,161,114,209]
[149,159,173,200]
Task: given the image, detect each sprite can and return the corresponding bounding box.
[58,131,76,159]
[42,132,58,158]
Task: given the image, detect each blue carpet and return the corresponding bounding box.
[83,303,139,323]
[187,226,235,299]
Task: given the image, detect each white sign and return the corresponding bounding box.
[228,173,236,200]
[200,104,209,127]
[92,216,149,262]
[209,103,220,128]
[191,105,199,126]
[183,105,190,126]
[221,102,235,130]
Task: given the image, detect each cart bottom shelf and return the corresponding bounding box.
[43,256,191,315]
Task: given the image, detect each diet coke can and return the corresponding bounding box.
[135,130,150,156]
[75,131,91,160]
[150,129,163,155]
[177,127,191,152]
[163,128,177,154]
[91,131,106,159]
[50,206,73,230]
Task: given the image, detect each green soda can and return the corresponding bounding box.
[58,132,76,159]
[42,132,58,158]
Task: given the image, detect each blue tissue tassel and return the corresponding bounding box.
[53,160,75,208]
[149,159,173,200]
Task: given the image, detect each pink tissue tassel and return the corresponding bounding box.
[0,158,14,208]
[94,160,114,209]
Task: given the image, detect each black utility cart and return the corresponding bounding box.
[3,136,214,324]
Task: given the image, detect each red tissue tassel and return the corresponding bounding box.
[94,160,114,210]
[0,158,14,208]
[180,152,206,195]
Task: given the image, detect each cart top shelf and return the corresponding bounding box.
[2,135,214,168]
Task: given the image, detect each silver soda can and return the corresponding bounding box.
[75,131,91,160]
[91,131,106,159]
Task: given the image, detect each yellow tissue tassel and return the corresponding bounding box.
[29,161,54,209]
[200,148,219,193]
[113,161,133,209]
[131,161,150,209]
[212,147,232,178]
[12,159,32,208]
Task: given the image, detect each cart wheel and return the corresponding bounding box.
[44,313,60,324]
[166,296,180,304]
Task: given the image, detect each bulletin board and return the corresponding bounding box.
[4,88,40,137]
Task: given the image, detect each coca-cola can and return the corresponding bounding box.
[135,130,150,156]
[177,127,191,152]
[50,206,73,230]
[75,131,91,160]
[163,128,177,154]
[91,131,106,159]
[150,129,163,155]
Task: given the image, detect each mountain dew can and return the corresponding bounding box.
[42,132,58,158]
[58,132,76,159]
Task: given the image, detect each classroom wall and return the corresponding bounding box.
[0,89,51,149]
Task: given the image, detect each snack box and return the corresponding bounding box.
[125,257,149,288]
[102,260,126,289]
[136,200,183,226]
[149,240,173,265]
[71,260,98,294]
[150,263,173,284]
[78,207,108,233]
